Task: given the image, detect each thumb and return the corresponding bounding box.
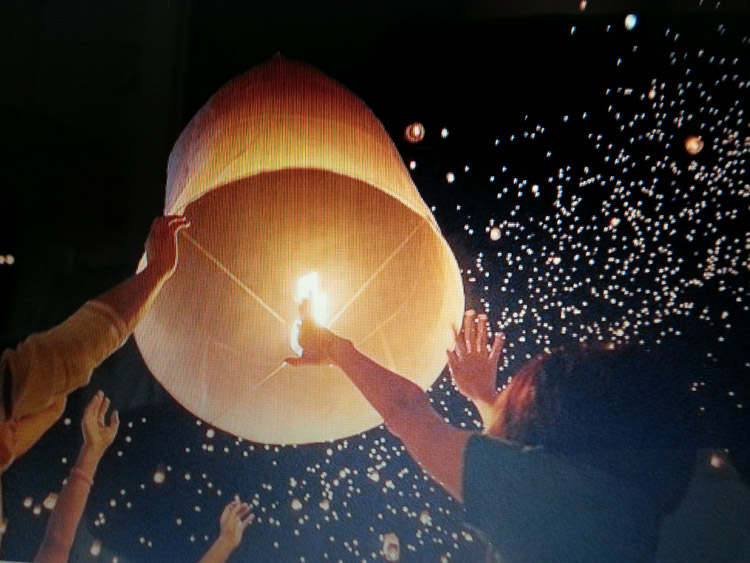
[108,410,120,431]
[446,349,459,373]
[284,356,312,367]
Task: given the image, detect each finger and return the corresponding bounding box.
[446,349,459,375]
[99,396,110,426]
[221,502,234,522]
[451,325,466,359]
[232,501,248,518]
[168,216,190,232]
[463,310,476,352]
[108,410,120,432]
[235,503,252,523]
[284,356,308,367]
[476,314,488,353]
[241,511,254,529]
[236,503,251,520]
[489,332,504,365]
[85,391,103,418]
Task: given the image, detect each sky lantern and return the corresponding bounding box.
[404,122,425,143]
[684,135,704,155]
[134,56,464,445]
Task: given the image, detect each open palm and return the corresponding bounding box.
[447,310,504,406]
[81,391,119,456]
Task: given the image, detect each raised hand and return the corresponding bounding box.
[447,310,504,408]
[198,500,254,563]
[218,500,254,549]
[144,215,190,279]
[81,391,119,459]
[285,299,342,367]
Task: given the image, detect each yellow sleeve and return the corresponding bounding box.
[1,300,128,422]
[0,398,65,471]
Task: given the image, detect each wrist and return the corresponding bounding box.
[215,533,239,552]
[76,445,103,475]
[142,261,173,285]
[474,392,501,430]
[328,335,354,365]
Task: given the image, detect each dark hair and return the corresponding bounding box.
[490,343,700,517]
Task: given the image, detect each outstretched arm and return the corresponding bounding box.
[0,216,189,471]
[94,215,189,334]
[287,322,473,502]
[33,392,119,563]
[199,500,254,563]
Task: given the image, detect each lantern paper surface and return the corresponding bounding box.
[134,56,464,444]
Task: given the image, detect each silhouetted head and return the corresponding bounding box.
[488,343,700,517]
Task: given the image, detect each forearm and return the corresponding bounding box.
[332,340,433,435]
[199,537,237,563]
[34,447,101,563]
[334,340,425,420]
[331,338,471,500]
[93,264,171,335]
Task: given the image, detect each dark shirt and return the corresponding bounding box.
[462,434,661,562]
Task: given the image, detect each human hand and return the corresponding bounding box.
[218,500,253,549]
[285,320,340,366]
[81,391,119,458]
[144,215,190,279]
[285,300,343,367]
[447,310,504,407]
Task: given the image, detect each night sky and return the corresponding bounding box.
[1,1,749,561]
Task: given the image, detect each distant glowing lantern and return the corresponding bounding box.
[709,453,726,470]
[382,533,400,561]
[404,122,425,143]
[684,135,704,155]
[419,510,432,525]
[624,14,637,31]
[134,56,464,445]
[489,227,501,241]
[43,493,58,510]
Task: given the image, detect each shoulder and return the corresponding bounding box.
[463,437,659,561]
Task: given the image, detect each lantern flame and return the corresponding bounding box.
[290,272,329,355]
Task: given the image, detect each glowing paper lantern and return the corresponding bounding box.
[134,56,464,444]
[684,135,704,155]
[382,533,400,561]
[404,122,425,143]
